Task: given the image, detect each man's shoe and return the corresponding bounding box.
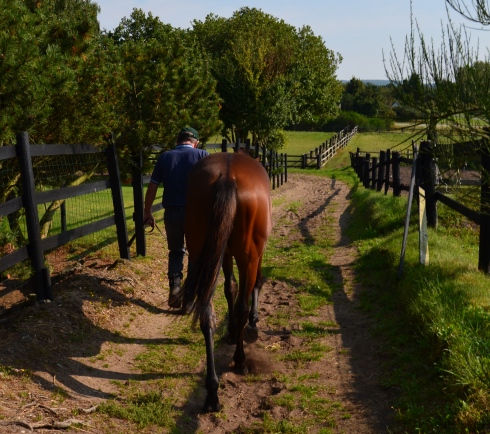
[168,274,182,309]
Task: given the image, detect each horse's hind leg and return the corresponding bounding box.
[200,303,221,413]
[244,260,264,344]
[233,259,260,374]
[222,251,238,344]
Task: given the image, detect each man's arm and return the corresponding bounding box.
[143,182,159,227]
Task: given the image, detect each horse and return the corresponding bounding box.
[177,151,272,413]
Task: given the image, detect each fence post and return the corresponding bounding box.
[16,131,52,301]
[417,141,438,228]
[317,153,321,169]
[362,153,371,188]
[61,180,67,232]
[275,152,279,188]
[363,154,370,188]
[377,151,386,191]
[384,149,391,195]
[269,148,274,188]
[246,138,251,154]
[106,139,130,260]
[284,154,288,183]
[371,157,377,189]
[479,146,490,273]
[392,151,401,196]
[132,151,146,256]
[355,148,363,179]
[221,139,227,153]
[302,154,307,169]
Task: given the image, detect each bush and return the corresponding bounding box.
[322,111,393,132]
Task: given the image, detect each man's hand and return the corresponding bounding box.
[143,182,159,229]
[143,211,155,229]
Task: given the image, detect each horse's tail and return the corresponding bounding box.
[183,175,237,326]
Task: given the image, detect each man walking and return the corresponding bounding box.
[143,127,209,309]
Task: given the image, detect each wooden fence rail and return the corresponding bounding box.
[350,141,490,272]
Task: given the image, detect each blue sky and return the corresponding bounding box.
[95,0,490,80]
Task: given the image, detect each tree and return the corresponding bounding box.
[0,0,113,145]
[446,0,490,25]
[0,0,117,243]
[385,1,490,142]
[107,9,222,168]
[341,78,389,117]
[192,7,342,147]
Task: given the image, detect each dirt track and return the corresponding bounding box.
[0,173,395,433]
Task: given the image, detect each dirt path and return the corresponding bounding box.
[0,173,395,433]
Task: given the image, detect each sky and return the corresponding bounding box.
[94,0,490,81]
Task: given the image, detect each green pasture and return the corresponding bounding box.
[282,130,415,157]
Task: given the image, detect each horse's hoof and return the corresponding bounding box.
[234,363,249,375]
[202,397,221,413]
[243,325,259,343]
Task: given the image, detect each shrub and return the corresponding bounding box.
[322,111,393,132]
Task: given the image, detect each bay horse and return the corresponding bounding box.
[178,151,272,413]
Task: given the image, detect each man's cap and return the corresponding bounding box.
[179,127,199,140]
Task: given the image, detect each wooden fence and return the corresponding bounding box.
[204,138,288,189]
[350,141,490,272]
[288,126,358,169]
[0,132,129,302]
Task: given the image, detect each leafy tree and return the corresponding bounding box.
[0,0,112,145]
[192,7,342,147]
[341,77,395,119]
[107,8,222,168]
[291,26,344,126]
[0,0,117,242]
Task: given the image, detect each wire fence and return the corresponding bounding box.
[1,148,117,307]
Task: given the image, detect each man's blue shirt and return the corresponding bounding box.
[150,145,209,208]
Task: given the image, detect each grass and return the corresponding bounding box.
[281,131,338,155]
